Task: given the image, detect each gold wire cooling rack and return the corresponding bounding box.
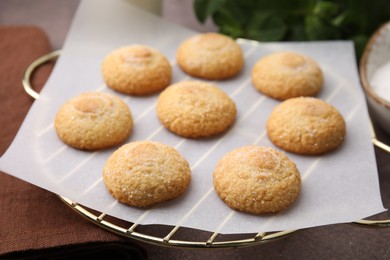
[21,49,390,248]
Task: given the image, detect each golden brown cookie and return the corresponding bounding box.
[251,51,323,100]
[102,44,172,95]
[102,141,191,207]
[54,92,133,150]
[213,145,301,214]
[267,97,346,154]
[156,80,237,138]
[177,33,244,80]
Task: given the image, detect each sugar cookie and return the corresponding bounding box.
[102,44,171,95]
[213,145,301,214]
[156,81,237,138]
[252,51,323,100]
[54,92,133,150]
[103,141,191,207]
[267,97,346,154]
[177,33,244,80]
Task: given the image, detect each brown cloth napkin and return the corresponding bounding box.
[0,26,146,259]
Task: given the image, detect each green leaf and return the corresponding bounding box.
[219,26,244,39]
[212,8,243,38]
[246,12,287,41]
[251,0,316,14]
[193,0,225,23]
[288,23,308,41]
[305,15,337,40]
[332,12,348,27]
[313,1,339,19]
[224,0,250,26]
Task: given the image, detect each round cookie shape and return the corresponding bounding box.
[156,81,237,138]
[103,141,191,207]
[213,145,301,214]
[267,97,346,154]
[177,33,244,80]
[54,92,133,150]
[251,51,323,100]
[102,44,172,95]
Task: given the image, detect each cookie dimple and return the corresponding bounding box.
[102,141,191,207]
[177,33,244,80]
[195,33,228,49]
[102,44,172,95]
[213,145,301,214]
[266,97,346,154]
[156,81,237,138]
[120,45,152,64]
[251,51,323,100]
[72,95,110,115]
[54,92,133,150]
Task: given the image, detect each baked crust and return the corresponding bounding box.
[252,51,323,100]
[267,97,346,154]
[102,45,171,95]
[213,145,301,214]
[156,80,237,138]
[54,92,133,150]
[177,33,244,80]
[103,141,191,207]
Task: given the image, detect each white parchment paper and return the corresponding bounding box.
[0,0,385,234]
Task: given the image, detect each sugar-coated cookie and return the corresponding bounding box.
[54,92,133,150]
[103,141,191,207]
[177,33,244,80]
[252,51,323,100]
[156,80,237,138]
[213,145,301,214]
[267,97,346,154]
[102,45,172,95]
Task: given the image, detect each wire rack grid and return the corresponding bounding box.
[21,46,390,248]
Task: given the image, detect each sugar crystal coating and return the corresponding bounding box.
[103,141,191,207]
[252,51,323,100]
[54,92,133,150]
[213,145,301,214]
[156,80,237,138]
[177,33,244,80]
[267,97,346,154]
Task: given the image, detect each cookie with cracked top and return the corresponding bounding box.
[252,51,323,100]
[266,97,346,154]
[103,141,191,207]
[156,80,237,138]
[54,91,133,150]
[102,44,171,95]
[213,145,301,214]
[177,33,244,80]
